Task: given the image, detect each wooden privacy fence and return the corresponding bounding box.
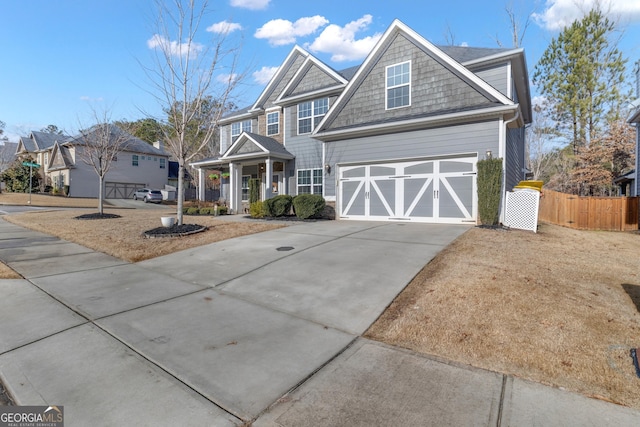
[538,189,639,231]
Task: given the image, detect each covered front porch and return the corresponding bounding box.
[191,132,295,214]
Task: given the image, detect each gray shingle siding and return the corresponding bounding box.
[289,64,341,97]
[263,54,306,108]
[325,34,496,132]
[324,120,500,197]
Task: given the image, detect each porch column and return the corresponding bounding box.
[229,162,241,214]
[265,157,273,200]
[197,168,206,201]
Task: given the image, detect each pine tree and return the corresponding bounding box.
[533,9,628,155]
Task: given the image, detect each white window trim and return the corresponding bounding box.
[385,60,411,110]
[297,98,329,135]
[231,120,252,141]
[296,168,323,195]
[241,174,251,202]
[266,111,280,136]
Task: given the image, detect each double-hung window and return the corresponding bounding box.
[297,168,323,195]
[159,158,166,169]
[132,154,139,166]
[231,120,252,142]
[386,61,411,109]
[267,111,279,136]
[297,98,328,134]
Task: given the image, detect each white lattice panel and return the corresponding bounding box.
[504,190,540,232]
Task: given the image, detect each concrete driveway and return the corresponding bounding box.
[0,218,465,423]
[2,217,639,426]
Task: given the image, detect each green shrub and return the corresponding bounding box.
[216,205,228,215]
[249,178,260,204]
[293,194,325,219]
[249,201,264,218]
[1,160,40,193]
[199,207,212,215]
[477,157,503,226]
[263,195,293,217]
[186,207,200,215]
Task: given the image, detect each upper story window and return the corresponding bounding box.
[132,154,139,166]
[267,111,279,136]
[298,98,329,135]
[159,158,166,169]
[386,61,411,109]
[231,119,252,142]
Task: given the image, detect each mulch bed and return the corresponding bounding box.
[142,223,207,238]
[75,213,122,220]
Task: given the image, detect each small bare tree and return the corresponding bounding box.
[142,0,245,225]
[76,110,131,215]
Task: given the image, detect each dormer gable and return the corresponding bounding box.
[251,46,310,111]
[275,55,348,104]
[48,142,75,170]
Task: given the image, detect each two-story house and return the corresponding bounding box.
[17,125,169,198]
[192,19,532,223]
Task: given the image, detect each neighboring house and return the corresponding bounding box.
[614,170,635,196]
[16,131,68,175]
[18,126,169,198]
[192,19,532,223]
[0,141,18,171]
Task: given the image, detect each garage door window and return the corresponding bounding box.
[297,169,322,194]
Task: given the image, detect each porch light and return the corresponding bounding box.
[485,150,492,159]
[324,163,331,174]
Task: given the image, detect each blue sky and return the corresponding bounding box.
[1,0,640,141]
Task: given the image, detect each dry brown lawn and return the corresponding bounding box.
[2,209,285,263]
[366,223,640,409]
[0,192,99,208]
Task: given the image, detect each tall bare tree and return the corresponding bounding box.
[142,0,244,225]
[527,101,561,182]
[76,110,131,215]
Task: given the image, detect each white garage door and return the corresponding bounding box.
[338,156,477,223]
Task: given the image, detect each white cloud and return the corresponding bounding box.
[80,96,104,102]
[253,66,279,85]
[216,73,238,84]
[254,16,329,46]
[307,15,382,62]
[533,0,640,31]
[230,0,270,10]
[207,20,242,34]
[147,34,204,57]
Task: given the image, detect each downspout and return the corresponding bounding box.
[500,109,521,224]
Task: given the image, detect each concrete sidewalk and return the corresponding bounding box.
[0,217,639,426]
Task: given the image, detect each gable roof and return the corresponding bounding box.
[17,131,71,155]
[30,131,69,151]
[250,46,310,112]
[313,19,518,140]
[65,124,168,157]
[47,141,75,171]
[275,53,348,105]
[0,142,17,167]
[222,132,294,160]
